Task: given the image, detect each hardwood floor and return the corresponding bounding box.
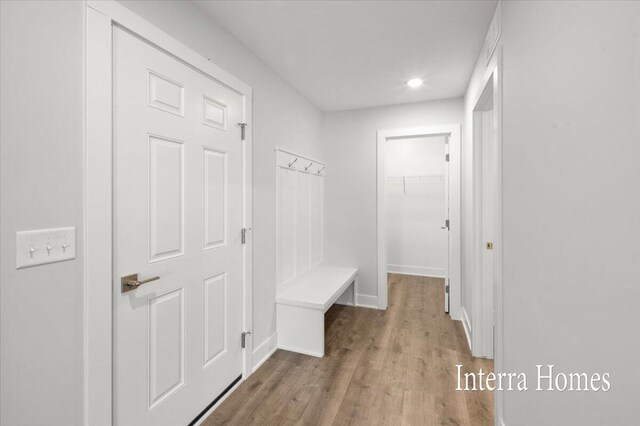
[203,274,493,426]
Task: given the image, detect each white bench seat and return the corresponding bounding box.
[276,266,358,312]
[276,266,358,357]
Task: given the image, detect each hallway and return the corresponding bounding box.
[204,274,493,425]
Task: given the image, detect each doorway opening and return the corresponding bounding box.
[386,135,450,309]
[377,125,461,317]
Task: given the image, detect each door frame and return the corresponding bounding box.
[466,47,504,425]
[84,2,253,425]
[376,125,461,319]
[472,76,497,359]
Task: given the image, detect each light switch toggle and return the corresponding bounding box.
[16,227,76,269]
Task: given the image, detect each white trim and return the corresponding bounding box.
[84,7,113,425]
[377,125,462,318]
[355,294,380,309]
[472,77,495,359]
[84,2,253,425]
[86,1,250,96]
[277,344,323,358]
[386,265,447,278]
[252,333,278,372]
[461,307,473,353]
[494,46,505,426]
[242,92,254,376]
[469,55,502,363]
[465,36,504,425]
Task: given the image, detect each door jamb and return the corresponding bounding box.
[472,76,496,359]
[376,125,461,319]
[84,2,253,425]
[466,47,504,425]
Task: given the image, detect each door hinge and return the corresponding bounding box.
[445,284,450,294]
[445,219,450,229]
[241,227,251,244]
[238,122,248,141]
[445,153,450,162]
[241,331,252,349]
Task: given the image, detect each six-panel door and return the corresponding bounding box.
[113,27,244,426]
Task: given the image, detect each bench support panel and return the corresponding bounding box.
[334,281,355,307]
[276,304,324,358]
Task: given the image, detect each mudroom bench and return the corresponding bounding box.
[276,266,358,357]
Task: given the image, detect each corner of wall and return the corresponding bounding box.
[252,332,278,373]
[355,293,379,309]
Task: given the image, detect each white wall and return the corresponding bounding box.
[386,136,447,277]
[1,1,323,423]
[1,2,85,425]
[116,0,323,363]
[461,2,640,424]
[322,98,463,303]
[500,2,640,423]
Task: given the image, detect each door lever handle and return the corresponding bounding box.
[121,273,160,293]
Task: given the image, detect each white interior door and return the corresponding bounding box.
[444,138,450,313]
[480,109,495,358]
[113,27,244,426]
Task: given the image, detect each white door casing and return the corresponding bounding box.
[480,108,495,358]
[377,125,461,317]
[85,2,253,425]
[444,138,451,312]
[472,72,498,360]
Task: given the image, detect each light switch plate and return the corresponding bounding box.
[16,227,76,269]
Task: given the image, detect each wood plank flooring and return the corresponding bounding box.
[203,274,493,426]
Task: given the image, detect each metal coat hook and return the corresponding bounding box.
[317,166,325,174]
[288,157,298,168]
[305,162,313,171]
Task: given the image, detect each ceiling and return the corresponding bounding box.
[194,0,497,112]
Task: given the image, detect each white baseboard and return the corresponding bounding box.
[461,307,472,352]
[252,332,278,372]
[355,293,380,309]
[277,343,323,358]
[387,264,447,278]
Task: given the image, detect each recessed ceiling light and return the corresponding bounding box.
[407,78,423,88]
